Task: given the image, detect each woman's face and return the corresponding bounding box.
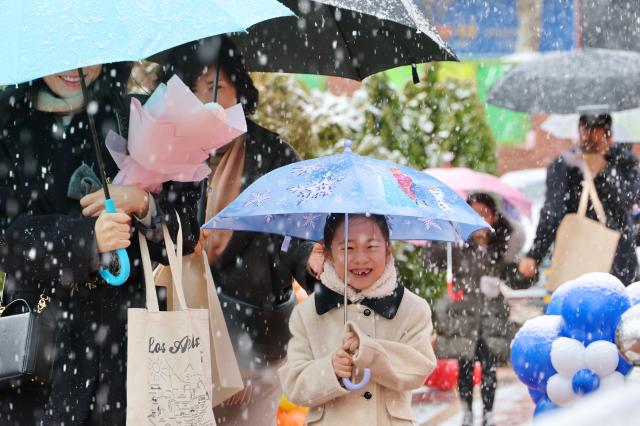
[470,201,495,244]
[43,65,102,98]
[192,67,237,108]
[326,217,391,291]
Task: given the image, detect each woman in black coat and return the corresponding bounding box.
[160,37,321,426]
[0,63,200,424]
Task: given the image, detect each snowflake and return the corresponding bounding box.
[244,190,271,207]
[418,217,442,230]
[291,164,323,175]
[288,171,343,204]
[301,214,322,229]
[428,188,452,212]
[265,214,274,223]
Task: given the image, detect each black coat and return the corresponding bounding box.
[527,145,640,285]
[211,120,314,367]
[0,91,199,425]
[424,217,530,361]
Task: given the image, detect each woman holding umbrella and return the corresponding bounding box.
[423,193,532,426]
[0,64,200,424]
[158,36,323,425]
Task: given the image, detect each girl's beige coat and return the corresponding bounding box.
[278,289,437,425]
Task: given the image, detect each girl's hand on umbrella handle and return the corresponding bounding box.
[81,185,149,217]
[194,230,214,255]
[95,210,132,253]
[306,243,325,279]
[342,330,360,354]
[332,348,353,379]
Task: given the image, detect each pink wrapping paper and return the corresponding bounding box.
[106,74,247,192]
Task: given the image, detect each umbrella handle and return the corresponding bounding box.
[99,199,130,286]
[341,368,371,391]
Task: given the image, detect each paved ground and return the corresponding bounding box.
[412,367,535,426]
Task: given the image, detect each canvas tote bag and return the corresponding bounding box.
[127,218,216,425]
[545,168,621,291]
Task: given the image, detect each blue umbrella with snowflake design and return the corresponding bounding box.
[203,141,488,242]
[203,141,489,391]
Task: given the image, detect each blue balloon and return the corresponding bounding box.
[511,315,562,389]
[534,396,558,417]
[528,387,546,403]
[572,369,600,395]
[561,275,630,344]
[546,281,577,315]
[617,355,633,376]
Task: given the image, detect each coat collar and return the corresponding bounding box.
[313,283,404,320]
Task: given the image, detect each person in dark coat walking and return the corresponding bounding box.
[0,63,200,425]
[424,193,532,426]
[159,36,322,426]
[519,113,640,285]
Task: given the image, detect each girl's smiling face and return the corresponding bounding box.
[326,216,391,291]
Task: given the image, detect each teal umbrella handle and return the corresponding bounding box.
[99,199,130,286]
[341,368,371,391]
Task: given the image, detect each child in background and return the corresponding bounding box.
[278,214,436,425]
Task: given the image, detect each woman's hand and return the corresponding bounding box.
[307,243,325,279]
[81,185,149,218]
[95,210,132,253]
[332,348,353,379]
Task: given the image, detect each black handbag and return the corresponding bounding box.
[0,293,57,387]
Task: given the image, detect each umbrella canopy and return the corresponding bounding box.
[152,0,456,81]
[541,111,640,143]
[203,144,489,242]
[424,167,533,219]
[0,0,294,85]
[487,49,640,114]
[1,0,293,285]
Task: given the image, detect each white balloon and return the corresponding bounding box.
[598,371,625,390]
[585,340,619,377]
[627,282,640,305]
[547,373,577,406]
[551,337,586,377]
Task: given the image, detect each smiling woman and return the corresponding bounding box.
[0,62,201,424]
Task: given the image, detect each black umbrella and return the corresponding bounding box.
[487,48,640,114]
[152,0,457,83]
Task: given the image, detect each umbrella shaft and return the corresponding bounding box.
[78,68,111,200]
[344,213,348,324]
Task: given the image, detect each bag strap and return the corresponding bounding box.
[578,165,607,224]
[138,212,186,312]
[161,215,188,310]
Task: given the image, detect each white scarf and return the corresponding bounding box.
[35,89,85,114]
[320,258,398,303]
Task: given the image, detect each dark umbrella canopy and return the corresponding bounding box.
[151,0,457,81]
[487,49,640,114]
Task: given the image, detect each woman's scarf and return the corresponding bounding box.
[205,136,246,263]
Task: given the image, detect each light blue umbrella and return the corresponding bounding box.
[203,142,488,243]
[0,0,293,285]
[0,0,293,85]
[203,141,489,391]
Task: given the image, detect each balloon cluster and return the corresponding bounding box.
[511,273,637,416]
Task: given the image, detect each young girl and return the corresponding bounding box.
[278,214,436,425]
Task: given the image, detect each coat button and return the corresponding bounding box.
[363,391,373,400]
[363,308,372,316]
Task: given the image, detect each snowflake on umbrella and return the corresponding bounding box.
[288,171,343,205]
[301,214,322,229]
[428,188,452,212]
[265,214,274,223]
[291,164,324,175]
[244,190,271,207]
[418,217,442,230]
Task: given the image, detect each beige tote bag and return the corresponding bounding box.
[546,168,621,291]
[154,251,243,406]
[127,220,215,425]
